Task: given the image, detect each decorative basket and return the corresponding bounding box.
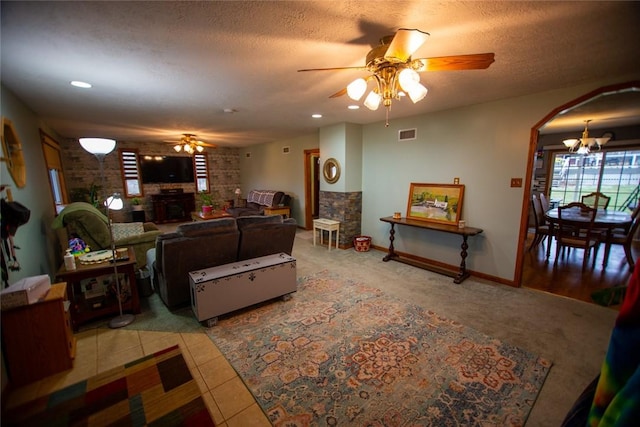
[353,236,371,252]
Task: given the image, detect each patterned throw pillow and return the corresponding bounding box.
[111,222,144,241]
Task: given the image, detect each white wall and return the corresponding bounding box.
[239,132,319,227]
[1,85,58,282]
[361,75,640,282]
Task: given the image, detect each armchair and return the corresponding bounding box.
[52,202,161,269]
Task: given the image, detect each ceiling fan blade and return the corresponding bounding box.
[384,28,429,63]
[329,87,348,98]
[196,142,217,148]
[412,53,495,72]
[298,66,367,72]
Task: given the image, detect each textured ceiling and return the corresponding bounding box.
[1,1,639,147]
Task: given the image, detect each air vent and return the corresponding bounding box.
[398,128,417,141]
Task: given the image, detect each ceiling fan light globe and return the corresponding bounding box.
[196,145,204,152]
[398,68,419,92]
[364,91,381,110]
[173,145,182,152]
[595,137,610,147]
[407,83,428,103]
[577,146,590,155]
[563,138,579,149]
[79,138,116,155]
[582,137,597,148]
[347,78,367,101]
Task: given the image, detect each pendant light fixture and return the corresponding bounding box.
[563,120,610,155]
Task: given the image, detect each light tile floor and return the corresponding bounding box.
[3,327,271,427]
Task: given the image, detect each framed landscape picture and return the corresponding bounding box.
[406,183,465,225]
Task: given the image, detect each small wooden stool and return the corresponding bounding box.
[313,218,340,251]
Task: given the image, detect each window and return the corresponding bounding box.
[194,153,209,193]
[40,130,68,214]
[548,148,640,210]
[118,148,143,198]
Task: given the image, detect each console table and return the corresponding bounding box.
[152,192,195,223]
[379,216,483,283]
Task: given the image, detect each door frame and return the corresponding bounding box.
[304,148,320,230]
[516,80,640,285]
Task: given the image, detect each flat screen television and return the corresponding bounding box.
[139,155,195,184]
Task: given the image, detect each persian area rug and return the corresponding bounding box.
[208,271,552,426]
[3,345,214,427]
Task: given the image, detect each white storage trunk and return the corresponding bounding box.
[189,253,296,325]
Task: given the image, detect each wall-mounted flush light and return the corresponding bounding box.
[348,105,360,110]
[311,114,322,118]
[70,80,92,88]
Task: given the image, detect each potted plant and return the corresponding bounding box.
[131,197,144,211]
[199,191,215,214]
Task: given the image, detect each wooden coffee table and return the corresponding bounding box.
[191,211,232,221]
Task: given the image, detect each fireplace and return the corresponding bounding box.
[151,192,195,223]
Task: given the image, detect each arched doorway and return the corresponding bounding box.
[517,80,640,302]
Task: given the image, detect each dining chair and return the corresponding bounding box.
[581,192,611,209]
[606,215,640,269]
[528,194,552,252]
[539,193,550,213]
[554,202,600,271]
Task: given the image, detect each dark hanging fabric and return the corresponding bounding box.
[1,198,31,287]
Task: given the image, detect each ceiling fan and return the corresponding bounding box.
[165,134,217,154]
[298,28,495,125]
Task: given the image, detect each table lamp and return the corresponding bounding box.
[234,188,242,207]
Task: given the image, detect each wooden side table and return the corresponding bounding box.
[56,246,139,330]
[313,218,340,251]
[264,206,291,219]
[1,283,76,386]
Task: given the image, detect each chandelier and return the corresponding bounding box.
[345,44,428,126]
[563,120,610,155]
[347,64,428,110]
[173,135,204,154]
[171,134,216,154]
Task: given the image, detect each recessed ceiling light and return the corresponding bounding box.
[311,114,322,118]
[70,80,92,88]
[348,105,360,110]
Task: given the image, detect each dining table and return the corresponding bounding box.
[544,206,632,267]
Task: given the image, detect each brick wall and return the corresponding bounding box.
[319,190,362,248]
[61,139,240,222]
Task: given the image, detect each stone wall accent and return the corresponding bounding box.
[319,191,362,248]
[60,139,240,223]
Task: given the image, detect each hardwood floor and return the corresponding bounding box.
[522,231,637,306]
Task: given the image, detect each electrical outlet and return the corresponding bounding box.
[510,178,523,188]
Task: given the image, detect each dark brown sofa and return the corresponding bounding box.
[150,215,297,309]
[227,189,290,217]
